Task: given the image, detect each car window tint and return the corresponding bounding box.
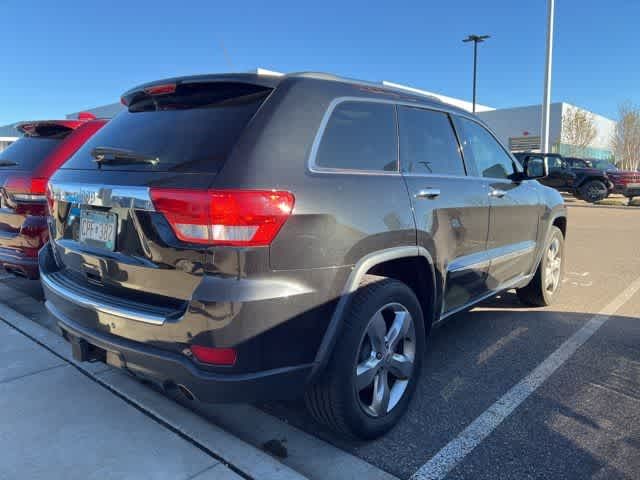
[63,82,271,172]
[315,101,397,172]
[0,137,64,170]
[549,157,564,169]
[566,158,587,168]
[453,116,515,179]
[398,106,465,176]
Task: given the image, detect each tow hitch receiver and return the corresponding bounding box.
[70,336,89,361]
[69,335,105,363]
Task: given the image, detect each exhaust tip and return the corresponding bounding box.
[177,384,196,401]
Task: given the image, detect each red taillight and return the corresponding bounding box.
[144,83,177,96]
[190,345,237,366]
[77,112,97,121]
[150,189,295,246]
[3,175,48,200]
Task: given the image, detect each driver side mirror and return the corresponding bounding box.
[523,155,549,179]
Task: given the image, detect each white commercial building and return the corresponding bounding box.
[0,123,21,152]
[478,103,616,159]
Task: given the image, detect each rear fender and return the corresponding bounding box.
[308,246,436,381]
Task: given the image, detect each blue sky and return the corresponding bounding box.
[1,0,638,125]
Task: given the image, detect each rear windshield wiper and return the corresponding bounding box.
[91,147,159,167]
[0,160,18,167]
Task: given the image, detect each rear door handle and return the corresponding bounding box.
[415,188,441,199]
[488,188,507,198]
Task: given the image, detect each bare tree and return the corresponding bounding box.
[561,106,598,156]
[611,102,640,171]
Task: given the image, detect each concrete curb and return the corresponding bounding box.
[0,301,307,480]
[566,202,640,211]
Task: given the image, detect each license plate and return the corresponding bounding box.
[79,210,117,251]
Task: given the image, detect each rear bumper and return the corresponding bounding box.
[0,216,47,278]
[38,241,329,402]
[0,247,39,278]
[51,301,311,402]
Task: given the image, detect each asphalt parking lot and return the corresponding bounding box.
[1,203,639,480]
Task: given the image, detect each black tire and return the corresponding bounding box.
[516,226,564,306]
[305,276,426,440]
[579,179,608,203]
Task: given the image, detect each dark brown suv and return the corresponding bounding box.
[41,72,567,439]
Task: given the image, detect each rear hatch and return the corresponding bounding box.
[48,77,278,304]
[0,123,75,239]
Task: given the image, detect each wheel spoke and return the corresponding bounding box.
[355,358,382,391]
[367,311,387,352]
[386,311,411,351]
[387,353,413,379]
[370,371,390,416]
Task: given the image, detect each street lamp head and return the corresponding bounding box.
[463,34,491,43]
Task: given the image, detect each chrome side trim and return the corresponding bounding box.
[447,241,536,273]
[40,270,166,325]
[49,182,155,210]
[448,251,491,273]
[310,246,436,378]
[487,241,536,266]
[437,272,533,324]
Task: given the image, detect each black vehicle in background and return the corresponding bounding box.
[42,72,567,439]
[514,152,612,202]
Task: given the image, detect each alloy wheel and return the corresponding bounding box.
[355,303,416,417]
[545,237,562,294]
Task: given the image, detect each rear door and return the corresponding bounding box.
[451,116,540,290]
[48,81,274,301]
[398,106,490,317]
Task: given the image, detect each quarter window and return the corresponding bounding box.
[398,106,465,176]
[453,116,516,179]
[315,101,398,172]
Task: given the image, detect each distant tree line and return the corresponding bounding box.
[611,102,640,171]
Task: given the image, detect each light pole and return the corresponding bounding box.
[463,34,490,113]
[540,0,555,153]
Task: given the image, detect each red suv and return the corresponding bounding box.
[0,116,106,278]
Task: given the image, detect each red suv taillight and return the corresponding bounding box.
[149,189,295,246]
[3,175,48,202]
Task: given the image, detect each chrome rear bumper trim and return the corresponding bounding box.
[40,270,166,325]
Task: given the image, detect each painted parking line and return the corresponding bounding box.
[411,276,640,480]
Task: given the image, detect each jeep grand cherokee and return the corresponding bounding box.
[41,72,567,439]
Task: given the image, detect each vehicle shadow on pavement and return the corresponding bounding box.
[2,276,638,479]
[255,304,639,479]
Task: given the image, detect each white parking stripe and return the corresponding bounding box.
[411,277,640,480]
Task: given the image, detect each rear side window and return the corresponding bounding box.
[452,116,516,179]
[315,101,397,172]
[0,137,63,170]
[398,106,465,176]
[63,82,271,172]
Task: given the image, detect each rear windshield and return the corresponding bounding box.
[62,82,272,172]
[0,137,63,170]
